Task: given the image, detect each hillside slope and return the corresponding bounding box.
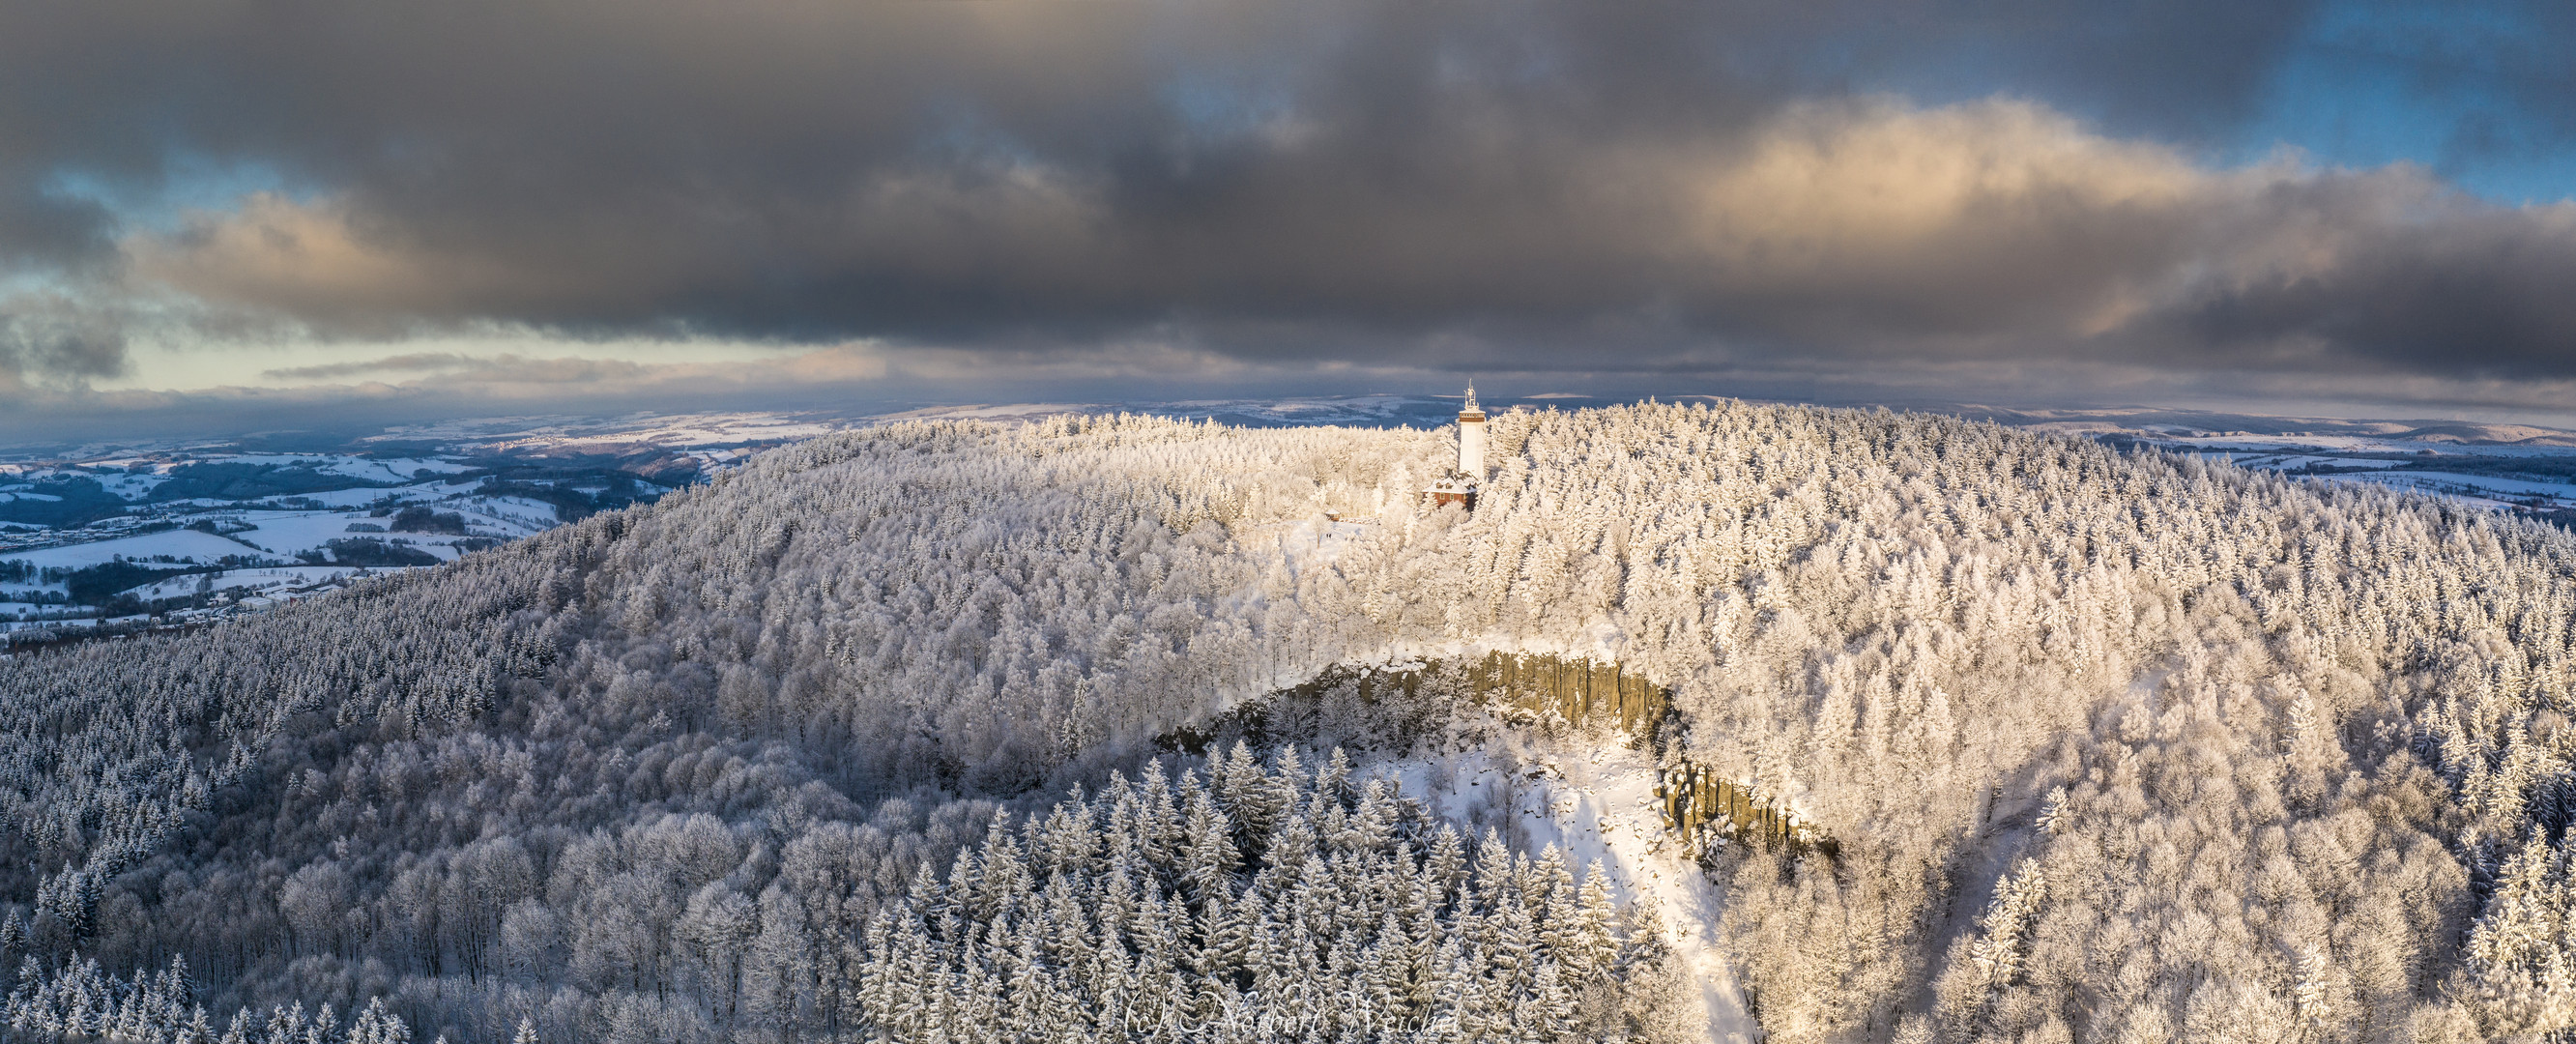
[0,404,2569,1041]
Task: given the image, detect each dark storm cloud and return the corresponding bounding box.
[0,188,118,275]
[1734,1,2323,142]
[2171,186,2576,374]
[6,0,2576,387]
[0,297,128,395]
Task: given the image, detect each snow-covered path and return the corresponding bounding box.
[1386,740,1758,1043]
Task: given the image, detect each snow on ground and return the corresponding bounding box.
[304,456,473,481]
[683,448,755,468]
[1270,517,1374,581]
[2169,446,2576,509]
[225,508,517,557]
[2159,432,2576,458]
[276,482,449,508]
[0,529,260,570]
[871,403,1103,423]
[371,410,852,450]
[92,472,167,501]
[2210,452,2407,471]
[1373,738,1756,1043]
[118,574,213,601]
[17,613,157,631]
[456,495,562,533]
[202,453,341,468]
[118,565,400,600]
[222,511,362,556]
[2342,470,2576,498]
[1163,394,1491,428]
[0,482,565,608]
[2167,435,2393,453]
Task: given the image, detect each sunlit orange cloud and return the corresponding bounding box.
[114,94,2576,392]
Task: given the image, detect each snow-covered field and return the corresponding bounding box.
[212,454,474,482]
[2336,470,2576,499]
[3,529,260,571]
[275,481,449,508]
[2205,452,2407,470]
[454,495,562,533]
[2141,442,2576,512]
[0,503,543,584]
[116,565,411,602]
[221,511,367,557]
[868,403,1105,424]
[0,409,818,622]
[365,410,854,452]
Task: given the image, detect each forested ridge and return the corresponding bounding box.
[854,748,1693,1042]
[0,403,2572,1041]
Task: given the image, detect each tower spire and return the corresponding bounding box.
[1455,380,1487,479]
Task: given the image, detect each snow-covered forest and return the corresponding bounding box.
[0,402,2571,1041]
[853,749,1691,1042]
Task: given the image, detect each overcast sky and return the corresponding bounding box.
[7,0,2576,436]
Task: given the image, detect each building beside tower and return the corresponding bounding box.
[1426,382,1485,510]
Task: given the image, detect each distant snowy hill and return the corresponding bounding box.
[4,403,2575,1041]
[29,395,2571,638]
[0,400,1499,632]
[0,412,846,632]
[1958,404,2576,520]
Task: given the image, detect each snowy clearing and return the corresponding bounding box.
[2340,470,2576,498]
[118,565,415,601]
[272,482,447,508]
[218,512,369,556]
[1381,737,1756,1043]
[2204,452,2409,471]
[0,529,260,570]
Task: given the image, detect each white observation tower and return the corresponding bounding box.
[1427,381,1485,510]
[1457,381,1487,478]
